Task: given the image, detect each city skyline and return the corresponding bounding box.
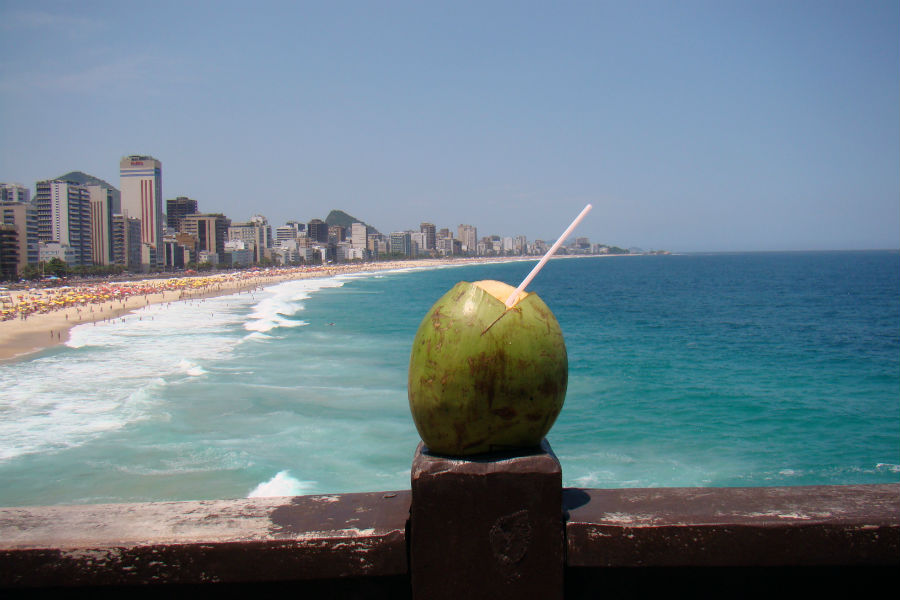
[6,159,617,279]
[5,164,591,253]
[1,2,897,252]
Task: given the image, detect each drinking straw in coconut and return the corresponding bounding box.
[505,203,593,308]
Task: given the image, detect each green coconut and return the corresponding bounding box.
[408,279,568,456]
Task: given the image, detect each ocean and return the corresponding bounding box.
[1,251,898,507]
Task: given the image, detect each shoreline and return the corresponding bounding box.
[1,256,551,364]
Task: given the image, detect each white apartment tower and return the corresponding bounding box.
[120,155,163,266]
[275,222,300,247]
[34,180,93,266]
[350,222,367,248]
[228,220,269,263]
[457,224,477,255]
[410,231,427,257]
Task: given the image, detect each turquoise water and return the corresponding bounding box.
[1,252,897,506]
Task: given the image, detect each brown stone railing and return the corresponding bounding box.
[2,441,897,598]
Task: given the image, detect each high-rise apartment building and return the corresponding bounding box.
[307,219,328,243]
[34,180,92,266]
[420,223,436,251]
[275,223,299,247]
[249,214,273,248]
[457,224,477,255]
[389,231,411,257]
[350,222,367,248]
[228,220,269,263]
[0,183,30,204]
[120,155,163,266]
[514,235,527,255]
[328,225,345,244]
[0,185,31,277]
[0,224,19,280]
[87,184,117,265]
[183,214,230,263]
[111,215,142,269]
[1,199,38,274]
[410,231,426,257]
[166,196,198,233]
[367,233,387,257]
[437,237,460,256]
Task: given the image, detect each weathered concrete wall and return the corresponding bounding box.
[0,491,410,588]
[565,484,899,567]
[563,484,899,598]
[1,457,897,596]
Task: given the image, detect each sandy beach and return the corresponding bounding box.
[0,257,532,363]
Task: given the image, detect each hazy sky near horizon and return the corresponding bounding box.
[1,1,897,252]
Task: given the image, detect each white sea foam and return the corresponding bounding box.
[0,292,257,462]
[248,470,317,497]
[176,359,206,376]
[242,331,275,342]
[0,375,167,461]
[243,277,348,333]
[573,472,600,486]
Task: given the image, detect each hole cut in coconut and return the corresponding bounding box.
[474,280,529,307]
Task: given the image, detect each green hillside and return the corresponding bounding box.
[57,171,118,191]
[325,209,380,235]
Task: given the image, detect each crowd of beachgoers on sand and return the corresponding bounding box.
[2,271,267,322]
[0,256,551,362]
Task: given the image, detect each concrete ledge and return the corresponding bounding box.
[0,490,410,587]
[564,484,899,567]
[410,440,564,599]
[2,483,897,593]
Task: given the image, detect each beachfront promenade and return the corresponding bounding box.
[1,440,896,597]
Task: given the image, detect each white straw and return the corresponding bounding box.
[505,203,593,308]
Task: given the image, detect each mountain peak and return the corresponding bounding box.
[325,209,380,234]
[56,171,118,191]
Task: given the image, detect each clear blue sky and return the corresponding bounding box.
[1,0,897,251]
